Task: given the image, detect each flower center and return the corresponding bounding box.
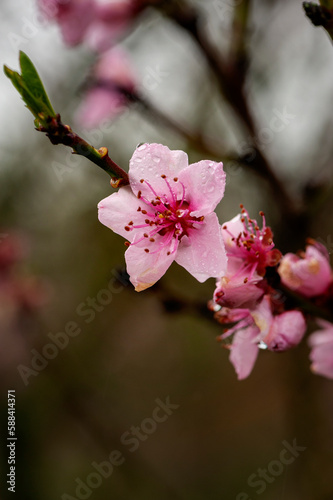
[124,174,205,255]
[223,206,281,277]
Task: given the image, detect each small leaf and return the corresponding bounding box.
[19,51,55,117]
[3,51,56,127]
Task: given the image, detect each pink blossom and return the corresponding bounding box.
[214,264,264,309]
[308,320,333,379]
[38,0,143,50]
[38,0,96,46]
[263,307,307,352]
[85,1,142,52]
[222,208,282,277]
[98,143,227,291]
[213,208,281,309]
[76,48,136,128]
[278,240,332,297]
[216,295,306,379]
[217,307,260,380]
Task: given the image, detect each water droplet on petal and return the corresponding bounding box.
[258,340,268,350]
[137,144,146,151]
[152,156,160,164]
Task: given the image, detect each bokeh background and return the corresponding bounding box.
[1,0,333,499]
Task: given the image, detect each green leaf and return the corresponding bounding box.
[19,51,55,116]
[3,51,56,127]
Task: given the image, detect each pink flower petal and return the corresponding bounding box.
[86,18,132,52]
[175,213,227,282]
[221,214,244,249]
[309,329,333,347]
[308,322,333,379]
[38,0,137,49]
[76,88,125,128]
[229,325,260,380]
[125,238,177,291]
[265,311,306,352]
[278,243,332,297]
[94,47,136,88]
[251,295,273,339]
[58,0,96,46]
[98,186,142,240]
[178,160,226,216]
[129,144,189,200]
[215,278,264,309]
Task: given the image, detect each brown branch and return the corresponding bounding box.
[38,114,129,187]
[155,1,298,215]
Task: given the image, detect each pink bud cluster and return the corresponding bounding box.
[210,209,333,380]
[279,239,333,378]
[96,142,333,380]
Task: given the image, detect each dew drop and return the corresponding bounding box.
[137,144,146,151]
[258,340,268,350]
[152,156,160,164]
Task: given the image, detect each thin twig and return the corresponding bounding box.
[38,114,129,187]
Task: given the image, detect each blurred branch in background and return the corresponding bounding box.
[303,1,333,41]
[157,0,298,216]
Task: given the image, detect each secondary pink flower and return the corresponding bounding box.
[308,320,333,379]
[85,1,142,52]
[278,240,332,297]
[38,0,145,50]
[76,48,136,128]
[222,207,282,277]
[213,208,281,309]
[98,143,227,291]
[38,0,96,46]
[214,263,264,309]
[215,295,306,379]
[217,307,260,380]
[263,308,307,352]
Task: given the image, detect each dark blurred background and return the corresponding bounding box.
[1,1,333,499]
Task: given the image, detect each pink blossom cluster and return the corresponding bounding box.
[280,239,333,379]
[97,143,333,380]
[210,214,333,380]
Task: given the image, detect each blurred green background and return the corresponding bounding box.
[1,1,333,499]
